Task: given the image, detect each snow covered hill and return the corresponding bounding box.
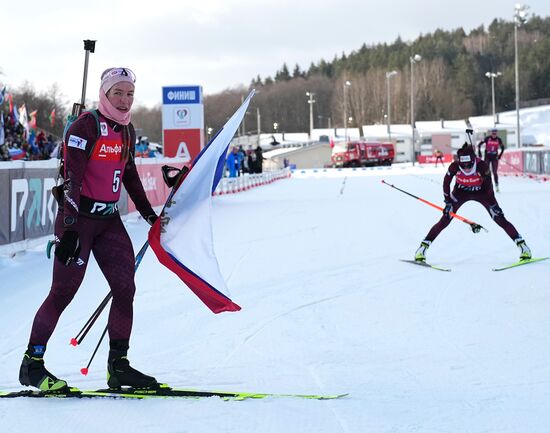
[1,166,549,433]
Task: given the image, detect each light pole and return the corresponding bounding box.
[343,80,351,142]
[410,54,421,165]
[485,71,502,126]
[514,3,529,148]
[306,91,316,139]
[385,70,398,141]
[256,107,261,147]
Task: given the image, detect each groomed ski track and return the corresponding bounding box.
[1,164,549,433]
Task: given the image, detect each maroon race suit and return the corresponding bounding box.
[478,135,504,187]
[423,157,520,242]
[29,111,157,345]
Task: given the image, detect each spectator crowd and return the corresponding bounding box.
[226,145,264,177]
[1,111,58,161]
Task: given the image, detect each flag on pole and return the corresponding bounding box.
[18,104,29,139]
[49,108,56,127]
[0,112,5,146]
[8,94,13,115]
[148,90,255,314]
[12,103,19,125]
[0,86,5,105]
[29,110,38,131]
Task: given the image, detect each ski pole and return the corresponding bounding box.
[381,179,488,233]
[80,323,108,376]
[70,239,150,346]
[71,165,189,346]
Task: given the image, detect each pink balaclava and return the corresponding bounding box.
[98,67,135,125]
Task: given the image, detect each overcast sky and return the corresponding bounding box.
[2,0,550,108]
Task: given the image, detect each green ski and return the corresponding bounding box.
[492,257,549,272]
[400,259,451,272]
[0,385,347,401]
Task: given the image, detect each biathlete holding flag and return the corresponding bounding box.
[19,67,162,391]
[478,128,505,192]
[414,143,531,263]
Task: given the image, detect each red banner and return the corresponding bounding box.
[499,150,523,175]
[127,162,187,212]
[417,154,454,164]
[163,129,202,160]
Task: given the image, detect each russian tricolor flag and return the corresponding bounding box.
[148,91,255,313]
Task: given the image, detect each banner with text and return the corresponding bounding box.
[162,85,204,161]
[0,167,58,245]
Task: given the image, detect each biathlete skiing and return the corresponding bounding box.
[414,143,532,263]
[477,128,505,192]
[19,67,163,392]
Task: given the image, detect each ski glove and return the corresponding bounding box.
[145,214,170,233]
[55,231,81,266]
[443,200,454,218]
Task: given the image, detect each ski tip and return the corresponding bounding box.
[70,338,78,347]
[80,368,89,376]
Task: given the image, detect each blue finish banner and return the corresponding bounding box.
[162,86,202,105]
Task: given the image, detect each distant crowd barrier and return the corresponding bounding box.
[499,148,550,182]
[213,169,291,195]
[0,159,290,247]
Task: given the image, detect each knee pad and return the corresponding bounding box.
[489,204,504,219]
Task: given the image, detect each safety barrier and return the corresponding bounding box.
[213,169,291,195]
[0,159,291,248]
[499,148,550,182]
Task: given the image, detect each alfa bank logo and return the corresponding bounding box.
[174,108,190,126]
[99,143,122,157]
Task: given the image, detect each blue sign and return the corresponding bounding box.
[162,86,202,105]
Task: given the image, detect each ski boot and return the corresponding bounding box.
[107,340,158,389]
[415,240,431,263]
[515,238,532,261]
[19,344,68,391]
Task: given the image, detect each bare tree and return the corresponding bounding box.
[132,104,162,143]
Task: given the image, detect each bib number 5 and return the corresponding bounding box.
[112,169,121,193]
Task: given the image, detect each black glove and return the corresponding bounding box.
[443,200,454,218]
[145,214,158,226]
[55,231,81,266]
[145,214,170,232]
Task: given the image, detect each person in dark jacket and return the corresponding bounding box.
[254,145,264,173]
[414,143,531,263]
[19,67,162,392]
[477,128,505,192]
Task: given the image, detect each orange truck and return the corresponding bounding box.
[331,141,395,168]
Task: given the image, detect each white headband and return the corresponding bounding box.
[100,67,136,93]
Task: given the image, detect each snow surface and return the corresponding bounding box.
[1,165,549,433]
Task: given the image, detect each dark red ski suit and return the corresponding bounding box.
[424,158,520,242]
[29,111,156,345]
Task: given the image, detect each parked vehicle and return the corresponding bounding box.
[331,141,395,167]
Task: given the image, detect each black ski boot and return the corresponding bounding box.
[107,340,158,389]
[19,344,68,391]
